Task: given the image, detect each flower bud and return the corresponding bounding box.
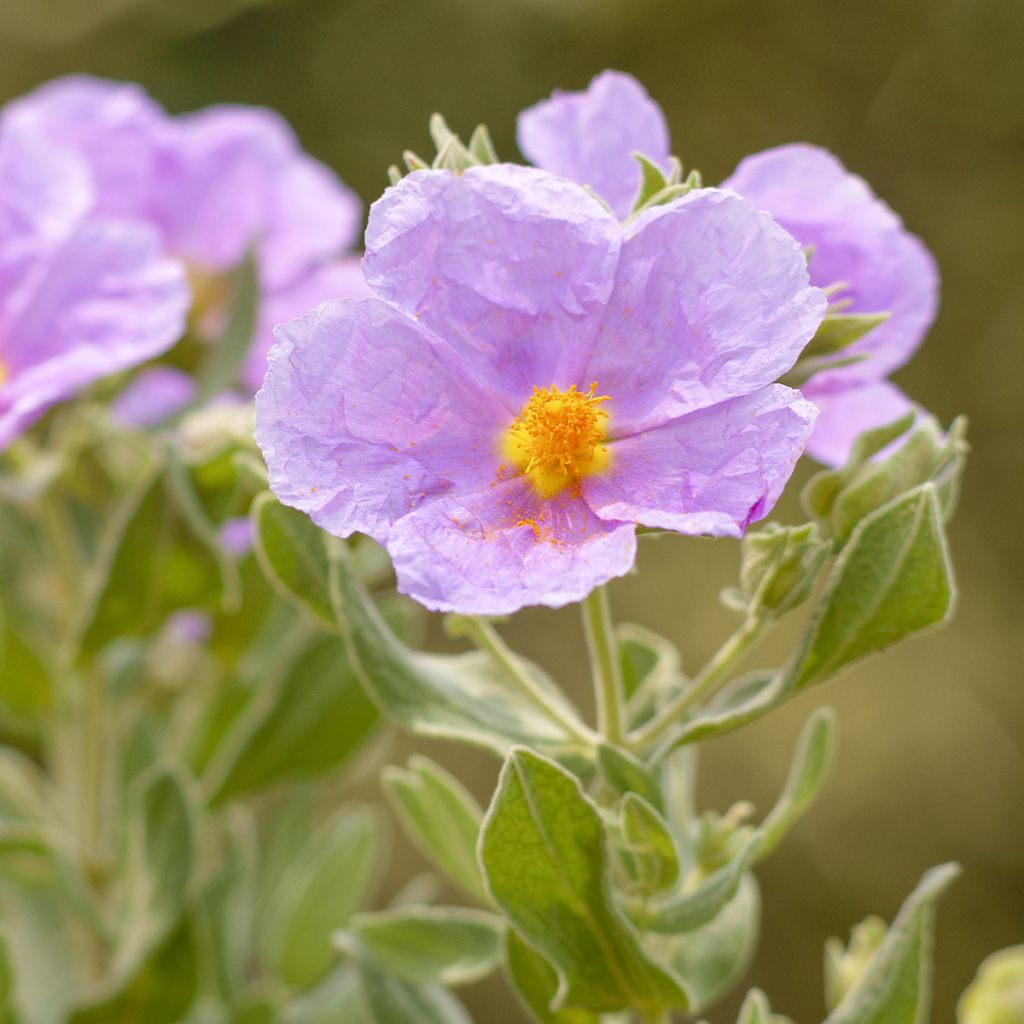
[824,915,887,1011]
[958,945,1024,1024]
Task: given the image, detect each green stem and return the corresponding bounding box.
[459,617,598,748]
[582,586,625,745]
[628,615,766,757]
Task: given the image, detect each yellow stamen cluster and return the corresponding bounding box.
[501,382,611,497]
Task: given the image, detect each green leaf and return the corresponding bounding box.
[618,623,681,713]
[282,966,368,1024]
[252,493,338,629]
[957,943,1024,1024]
[195,251,259,402]
[269,807,381,990]
[355,956,471,1024]
[382,756,487,905]
[663,874,761,1012]
[788,484,956,691]
[205,633,379,803]
[618,794,680,895]
[644,831,761,935]
[0,601,53,725]
[331,549,589,759]
[70,919,199,1024]
[117,767,197,973]
[824,863,960,1024]
[505,930,600,1024]
[629,153,670,213]
[732,522,830,619]
[803,311,891,359]
[342,905,502,987]
[736,988,793,1023]
[0,930,14,1024]
[479,747,689,1013]
[756,707,835,861]
[597,743,664,812]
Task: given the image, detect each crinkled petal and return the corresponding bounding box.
[0,220,188,448]
[582,385,817,537]
[386,479,637,614]
[254,298,506,545]
[802,380,914,467]
[2,75,169,224]
[517,70,671,219]
[363,164,620,411]
[587,188,825,434]
[112,366,195,427]
[723,144,938,386]
[243,257,374,394]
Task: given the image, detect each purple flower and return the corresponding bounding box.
[112,366,195,428]
[4,76,365,393]
[0,123,188,448]
[518,72,938,466]
[517,70,671,220]
[255,166,823,614]
[217,516,254,557]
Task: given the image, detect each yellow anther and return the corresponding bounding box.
[501,382,611,497]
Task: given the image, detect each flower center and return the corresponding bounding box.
[501,382,611,497]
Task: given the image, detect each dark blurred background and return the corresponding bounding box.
[2,0,1021,1019]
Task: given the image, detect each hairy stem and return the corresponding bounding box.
[582,586,626,745]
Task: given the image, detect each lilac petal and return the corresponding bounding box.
[363,164,620,412]
[0,220,188,448]
[517,70,671,219]
[254,298,506,545]
[242,257,375,394]
[582,385,817,537]
[386,479,637,614]
[723,144,938,386]
[112,366,195,427]
[3,75,169,224]
[587,188,825,435]
[802,380,914,467]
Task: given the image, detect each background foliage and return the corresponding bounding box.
[0,0,1020,1020]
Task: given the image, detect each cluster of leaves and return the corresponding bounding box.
[251,407,968,1022]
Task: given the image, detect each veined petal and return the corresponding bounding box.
[587,188,826,434]
[363,164,621,412]
[516,69,671,219]
[723,143,938,385]
[386,479,637,614]
[254,298,505,545]
[582,385,817,537]
[0,220,188,448]
[802,380,915,467]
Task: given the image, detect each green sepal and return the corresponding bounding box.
[824,916,887,1012]
[339,905,502,987]
[736,988,794,1023]
[804,311,890,360]
[479,747,690,1013]
[467,124,499,164]
[823,863,960,1024]
[382,756,487,905]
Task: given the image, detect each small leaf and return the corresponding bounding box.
[505,930,600,1024]
[356,956,471,1024]
[597,743,664,812]
[619,794,680,895]
[629,153,669,213]
[824,863,960,1024]
[803,311,890,359]
[644,831,761,935]
[252,492,337,629]
[342,905,502,987]
[382,757,487,905]
[269,807,381,990]
[756,707,835,861]
[788,484,955,691]
[479,747,689,1013]
[736,988,793,1024]
[664,874,761,1012]
[467,124,499,164]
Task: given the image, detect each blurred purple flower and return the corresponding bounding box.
[517,70,671,220]
[165,609,212,644]
[519,71,938,466]
[3,76,366,393]
[112,366,195,428]
[255,166,823,614]
[0,123,188,448]
[217,516,253,557]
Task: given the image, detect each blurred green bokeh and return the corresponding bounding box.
[2,0,1021,1020]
